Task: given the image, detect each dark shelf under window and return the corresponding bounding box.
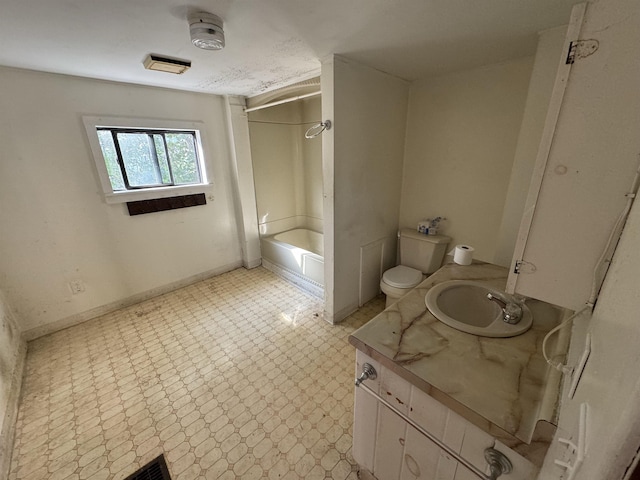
[126,193,206,216]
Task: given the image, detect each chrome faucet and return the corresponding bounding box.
[486,293,523,324]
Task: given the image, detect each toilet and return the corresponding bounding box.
[380,228,451,308]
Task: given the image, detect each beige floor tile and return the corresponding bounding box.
[9,267,383,479]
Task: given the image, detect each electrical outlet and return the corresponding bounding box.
[69,280,85,295]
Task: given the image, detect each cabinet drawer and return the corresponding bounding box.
[379,365,412,417]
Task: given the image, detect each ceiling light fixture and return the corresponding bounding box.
[143,54,191,74]
[189,12,225,50]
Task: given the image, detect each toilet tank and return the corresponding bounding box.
[399,228,451,274]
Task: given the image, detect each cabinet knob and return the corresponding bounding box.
[355,363,377,387]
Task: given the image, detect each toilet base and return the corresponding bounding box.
[380,281,413,309]
[380,271,429,309]
[384,293,403,309]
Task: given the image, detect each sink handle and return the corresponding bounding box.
[355,363,377,387]
[487,293,523,325]
[486,293,506,308]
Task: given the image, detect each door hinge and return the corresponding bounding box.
[513,260,536,275]
[566,39,600,64]
[514,260,522,274]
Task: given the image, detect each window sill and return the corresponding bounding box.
[104,184,213,204]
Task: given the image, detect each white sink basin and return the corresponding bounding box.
[425,280,532,337]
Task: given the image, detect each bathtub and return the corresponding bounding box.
[261,228,324,296]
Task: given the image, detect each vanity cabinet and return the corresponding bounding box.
[353,351,538,480]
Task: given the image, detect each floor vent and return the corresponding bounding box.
[124,454,172,480]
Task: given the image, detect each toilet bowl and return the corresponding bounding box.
[380,265,424,308]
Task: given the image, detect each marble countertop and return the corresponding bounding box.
[349,261,569,459]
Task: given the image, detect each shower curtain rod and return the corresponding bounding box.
[244,91,321,113]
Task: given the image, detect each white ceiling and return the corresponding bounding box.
[0,1,578,98]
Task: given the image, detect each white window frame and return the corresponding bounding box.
[83,115,213,204]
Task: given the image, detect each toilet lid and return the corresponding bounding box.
[383,265,423,289]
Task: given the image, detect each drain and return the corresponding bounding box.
[123,454,172,480]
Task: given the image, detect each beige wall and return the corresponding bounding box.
[325,56,409,321]
[248,97,323,235]
[400,57,533,263]
[0,67,243,334]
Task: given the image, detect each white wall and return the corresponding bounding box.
[0,67,243,336]
[562,197,640,480]
[400,57,533,263]
[325,56,409,322]
[225,96,262,269]
[248,97,323,235]
[0,290,25,479]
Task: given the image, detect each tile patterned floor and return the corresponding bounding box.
[9,267,384,480]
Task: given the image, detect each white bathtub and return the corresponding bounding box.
[261,229,324,292]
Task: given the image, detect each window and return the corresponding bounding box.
[97,128,202,190]
[83,116,211,204]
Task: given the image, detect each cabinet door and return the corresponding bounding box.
[353,351,382,472]
[400,424,455,480]
[453,466,480,480]
[373,404,407,480]
[353,384,379,472]
[508,2,640,310]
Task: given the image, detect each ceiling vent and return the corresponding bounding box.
[143,55,191,74]
[189,12,225,50]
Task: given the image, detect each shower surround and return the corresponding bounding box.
[248,96,323,236]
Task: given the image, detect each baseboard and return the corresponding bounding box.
[357,466,379,480]
[244,258,262,269]
[0,339,27,480]
[329,301,359,325]
[22,261,243,341]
